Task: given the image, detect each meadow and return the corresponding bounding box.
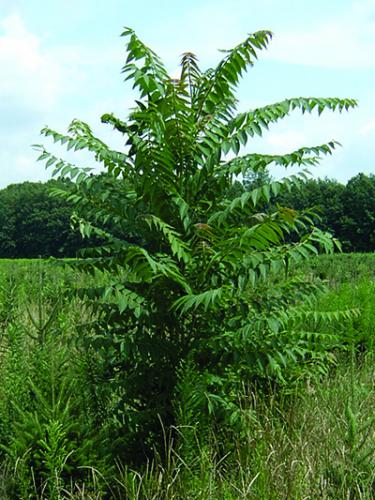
[0,254,374,499]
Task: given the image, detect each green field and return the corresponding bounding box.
[0,255,374,498]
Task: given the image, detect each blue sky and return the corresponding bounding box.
[0,0,374,188]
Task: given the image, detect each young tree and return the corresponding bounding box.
[36,28,357,460]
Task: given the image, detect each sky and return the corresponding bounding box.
[0,0,374,188]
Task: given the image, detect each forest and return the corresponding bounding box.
[0,172,374,258]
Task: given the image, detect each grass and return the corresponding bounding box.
[103,354,375,499]
[0,253,374,498]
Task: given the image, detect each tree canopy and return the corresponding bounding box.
[0,179,84,258]
[277,173,375,252]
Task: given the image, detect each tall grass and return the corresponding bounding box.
[0,254,374,498]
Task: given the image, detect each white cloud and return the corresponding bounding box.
[266,130,307,152]
[265,0,375,68]
[0,14,64,109]
[359,118,375,136]
[14,154,47,179]
[0,13,125,188]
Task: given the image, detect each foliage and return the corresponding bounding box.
[0,262,111,497]
[341,173,375,252]
[277,177,345,234]
[35,28,359,461]
[0,180,85,258]
[304,252,375,286]
[277,174,375,252]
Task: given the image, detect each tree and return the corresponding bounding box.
[0,180,86,258]
[341,173,375,252]
[277,175,375,252]
[278,177,346,237]
[37,28,357,461]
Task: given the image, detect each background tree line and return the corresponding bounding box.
[0,179,84,258]
[243,171,375,252]
[0,172,373,258]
